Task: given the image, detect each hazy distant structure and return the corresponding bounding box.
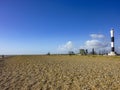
[108,29,116,56]
[79,49,88,55]
[2,55,4,59]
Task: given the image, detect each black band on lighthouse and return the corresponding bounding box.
[111,37,114,42]
[111,47,114,52]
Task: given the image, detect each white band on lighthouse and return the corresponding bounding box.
[111,42,114,47]
[110,29,114,37]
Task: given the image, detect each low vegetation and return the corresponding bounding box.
[0,55,120,90]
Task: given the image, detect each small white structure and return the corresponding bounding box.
[108,28,116,56]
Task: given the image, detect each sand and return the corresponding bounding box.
[0,55,120,90]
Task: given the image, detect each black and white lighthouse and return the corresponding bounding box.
[108,28,116,55]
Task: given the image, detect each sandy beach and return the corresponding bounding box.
[0,55,120,90]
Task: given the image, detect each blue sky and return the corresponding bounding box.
[0,0,120,54]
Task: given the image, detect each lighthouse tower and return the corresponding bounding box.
[108,28,116,56]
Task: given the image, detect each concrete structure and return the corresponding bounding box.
[108,29,116,56]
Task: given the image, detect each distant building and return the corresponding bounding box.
[79,49,88,55]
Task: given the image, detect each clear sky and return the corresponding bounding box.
[0,0,120,55]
